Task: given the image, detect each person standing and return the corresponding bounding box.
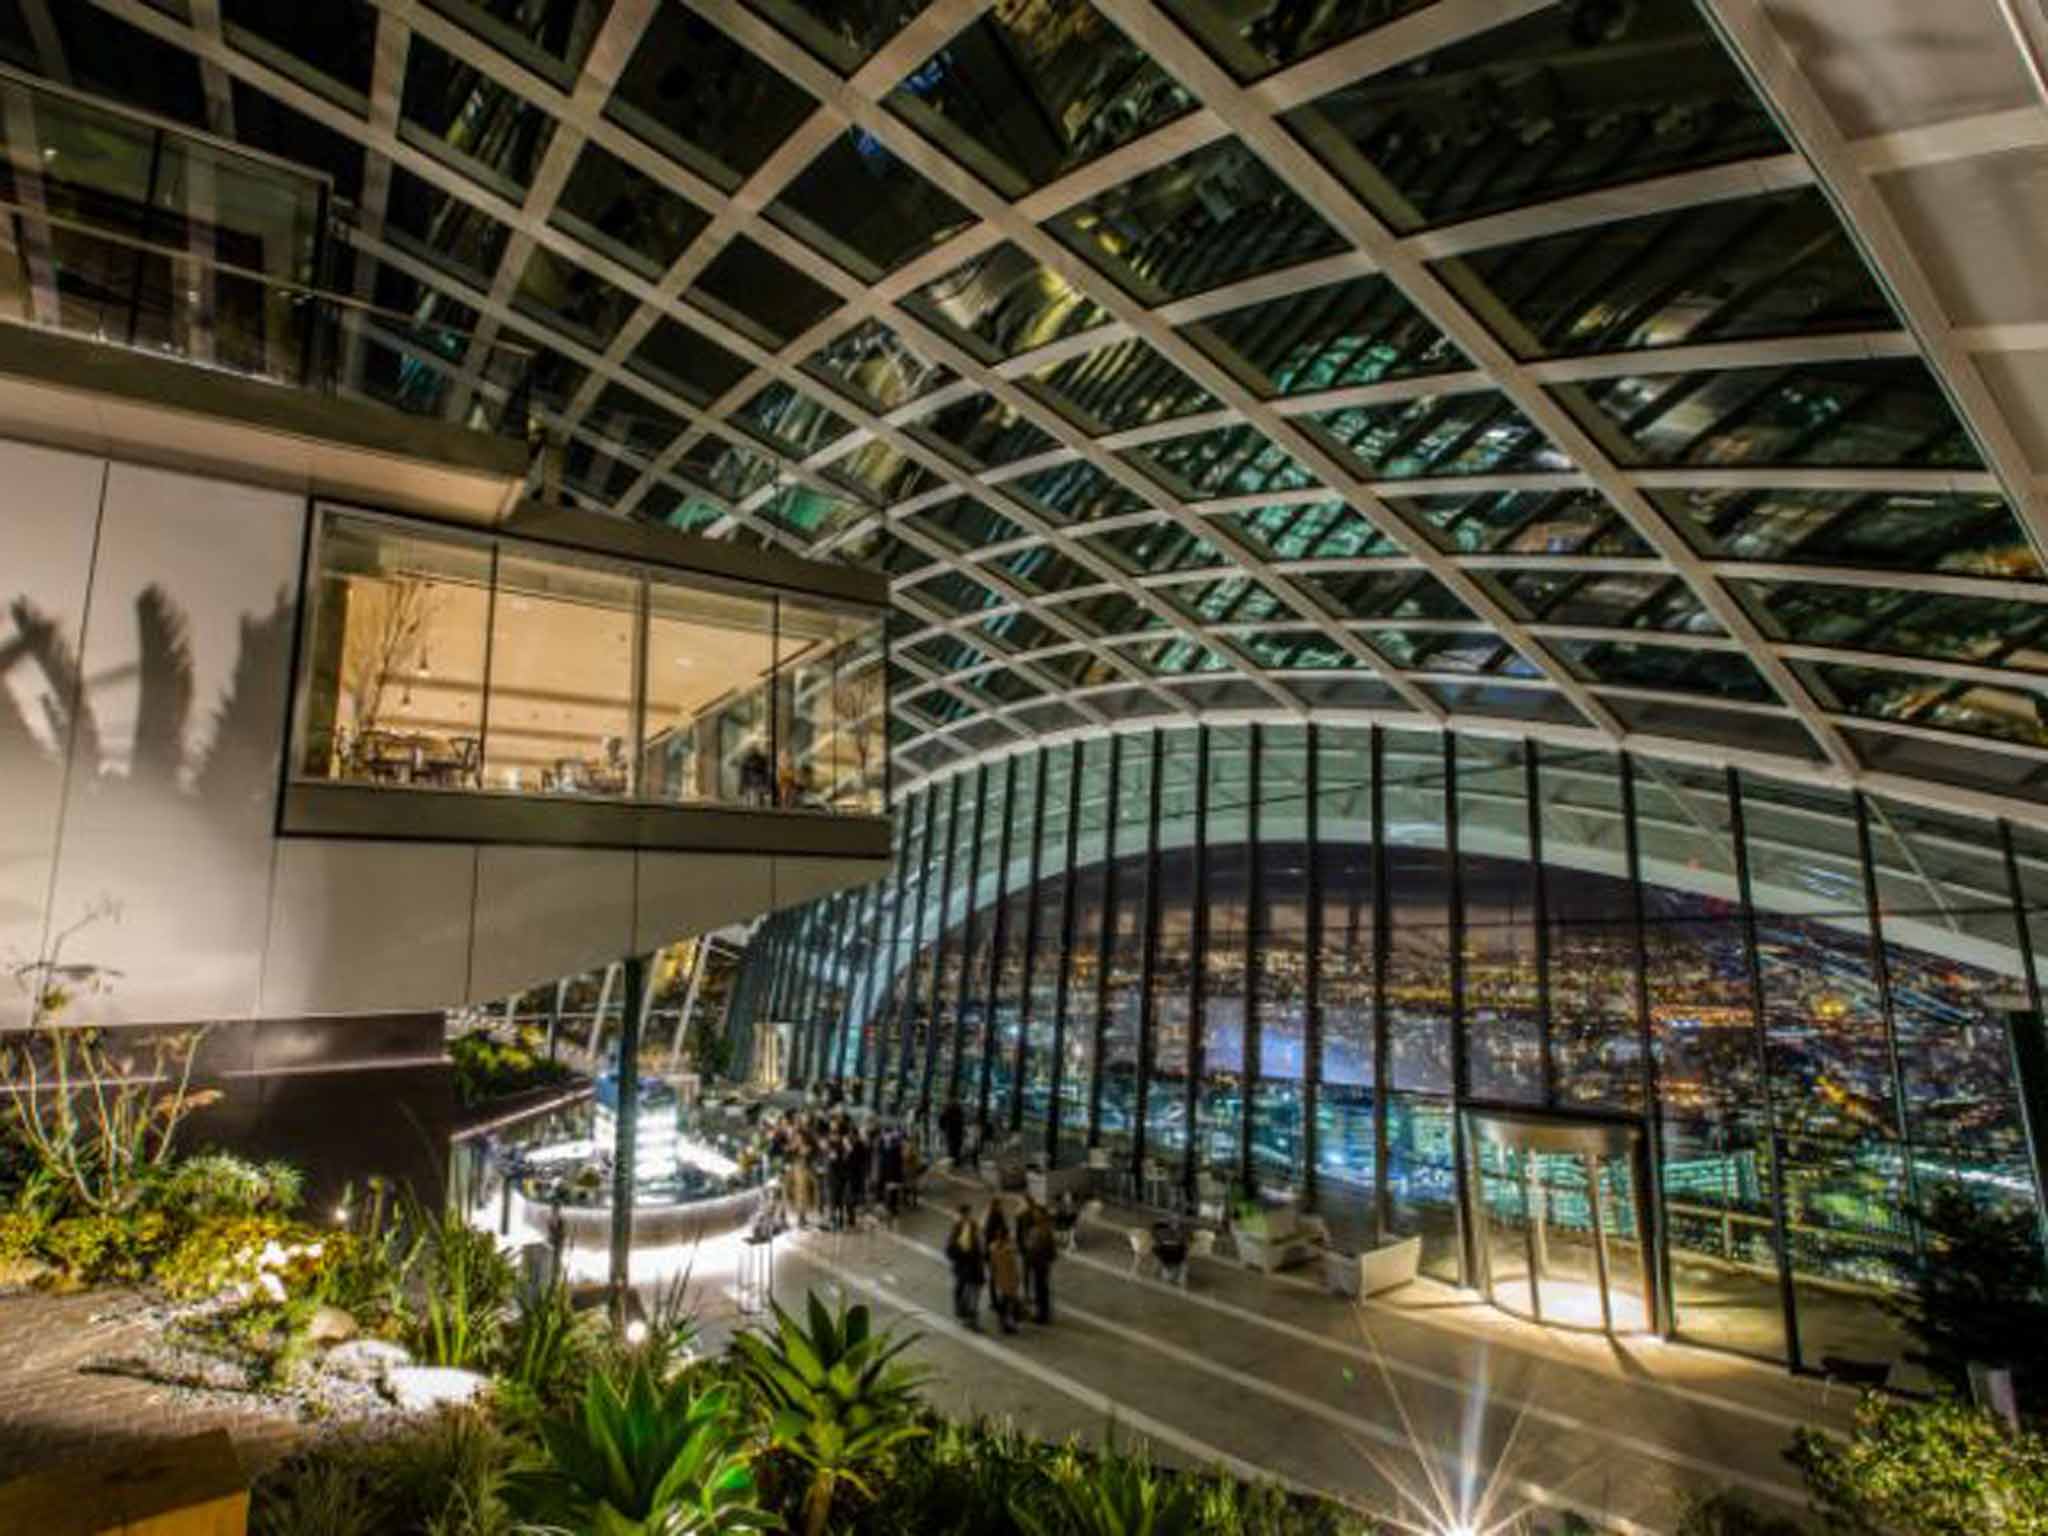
[825,1136,851,1231]
[1021,1194,1058,1324]
[939,1097,966,1166]
[945,1205,985,1329]
[987,1209,1024,1336]
[848,1128,870,1217]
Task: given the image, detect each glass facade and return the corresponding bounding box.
[292,508,887,814]
[736,725,2048,1375]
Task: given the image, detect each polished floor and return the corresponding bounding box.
[748,1170,1848,1536]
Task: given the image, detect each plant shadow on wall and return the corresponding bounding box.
[0,582,296,1009]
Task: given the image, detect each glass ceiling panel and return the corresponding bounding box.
[1184,273,1463,399]
[1303,569,1467,621]
[729,380,854,456]
[628,315,753,405]
[1509,571,1716,633]
[900,241,1112,363]
[1083,520,1225,575]
[824,438,941,506]
[887,0,1194,198]
[387,166,511,282]
[224,0,376,96]
[1814,663,2048,750]
[1046,138,1349,305]
[804,319,955,414]
[1123,422,1318,499]
[609,7,815,190]
[688,234,841,348]
[1158,0,1440,82]
[1436,188,1899,361]
[1282,0,1784,234]
[761,483,869,544]
[1219,499,1401,559]
[1370,629,1503,672]
[1311,392,1569,479]
[1393,489,1646,556]
[1738,580,2048,668]
[737,0,931,73]
[903,496,1028,551]
[517,245,637,347]
[1561,639,1774,702]
[552,140,710,280]
[1026,337,1217,434]
[911,391,1059,470]
[767,129,974,283]
[913,567,1005,616]
[1554,359,1983,469]
[1240,630,1359,669]
[428,0,613,84]
[1168,572,1291,625]
[1656,488,2042,580]
[586,381,682,460]
[1002,460,1152,525]
[675,434,778,502]
[401,34,558,194]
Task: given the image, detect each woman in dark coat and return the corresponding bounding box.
[944,1204,985,1329]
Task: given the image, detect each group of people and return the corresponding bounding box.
[944,1195,1060,1334]
[738,746,820,809]
[762,1105,921,1231]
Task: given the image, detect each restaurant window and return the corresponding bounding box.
[642,579,775,806]
[483,551,638,796]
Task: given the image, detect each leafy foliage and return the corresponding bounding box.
[1674,1491,1806,1536]
[403,1189,517,1369]
[253,1408,519,1536]
[732,1294,928,1536]
[1790,1393,2048,1536]
[1017,1446,1201,1536]
[507,1357,773,1536]
[448,1030,576,1109]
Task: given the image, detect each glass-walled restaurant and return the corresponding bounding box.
[736,724,2048,1373]
[293,508,888,815]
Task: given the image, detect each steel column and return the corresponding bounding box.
[1087,733,1124,1151]
[1046,740,1084,1166]
[1010,747,1050,1132]
[1131,729,1165,1182]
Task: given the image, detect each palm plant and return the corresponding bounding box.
[506,1358,773,1536]
[1018,1448,1201,1536]
[731,1294,927,1536]
[403,1189,516,1369]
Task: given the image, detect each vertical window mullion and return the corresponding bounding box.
[1620,753,1673,1337]
[1011,748,1050,1132]
[1132,730,1164,1183]
[1088,733,1123,1150]
[1527,742,1554,1107]
[1853,791,1923,1264]
[1183,726,1208,1201]
[977,754,1017,1132]
[1239,724,1262,1192]
[947,766,989,1107]
[918,774,964,1118]
[1303,724,1322,1206]
[1047,740,1082,1167]
[1445,730,1471,1284]
[1372,725,1391,1245]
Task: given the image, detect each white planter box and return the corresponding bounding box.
[1358,1235,1422,1296]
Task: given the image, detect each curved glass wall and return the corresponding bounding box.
[738,725,2048,1375]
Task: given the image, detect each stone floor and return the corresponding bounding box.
[759,1169,1850,1536]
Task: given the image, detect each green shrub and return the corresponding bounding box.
[320,1178,421,1332]
[405,1192,517,1369]
[41,1207,173,1283]
[448,1031,575,1108]
[1017,1445,1202,1536]
[158,1153,303,1221]
[733,1295,927,1536]
[156,1213,329,1301]
[253,1409,520,1536]
[497,1277,597,1419]
[1791,1393,2048,1536]
[507,1358,772,1536]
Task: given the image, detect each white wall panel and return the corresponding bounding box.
[0,439,106,1024]
[46,463,304,1022]
[468,845,634,1005]
[634,851,774,954]
[262,839,475,1016]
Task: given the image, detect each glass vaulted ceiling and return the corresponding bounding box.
[47,0,2048,813]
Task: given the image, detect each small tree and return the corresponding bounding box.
[1791,1394,2048,1536]
[0,905,216,1213]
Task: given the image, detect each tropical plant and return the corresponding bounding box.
[1790,1392,2048,1536]
[506,1357,773,1536]
[732,1295,928,1536]
[322,1176,422,1331]
[157,1152,303,1220]
[499,1275,597,1419]
[448,1030,576,1109]
[404,1190,517,1369]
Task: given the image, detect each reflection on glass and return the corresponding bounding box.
[781,595,889,813]
[740,0,930,72]
[1028,337,1216,434]
[887,0,1191,197]
[1047,138,1347,304]
[401,34,558,192]
[805,318,955,413]
[1553,360,1983,470]
[1160,0,1437,81]
[1187,274,1462,398]
[552,140,710,279]
[642,580,773,806]
[609,6,815,189]
[1125,422,1316,499]
[1396,489,1641,556]
[1282,0,1783,234]
[1312,392,1569,480]
[1561,640,1774,703]
[901,241,1111,363]
[769,130,973,282]
[688,234,841,349]
[1661,489,2041,580]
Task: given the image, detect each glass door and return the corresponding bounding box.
[1465,1109,1655,1336]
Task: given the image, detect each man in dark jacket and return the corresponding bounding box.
[1020,1195,1058,1324]
[938,1098,966,1166]
[944,1204,985,1329]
